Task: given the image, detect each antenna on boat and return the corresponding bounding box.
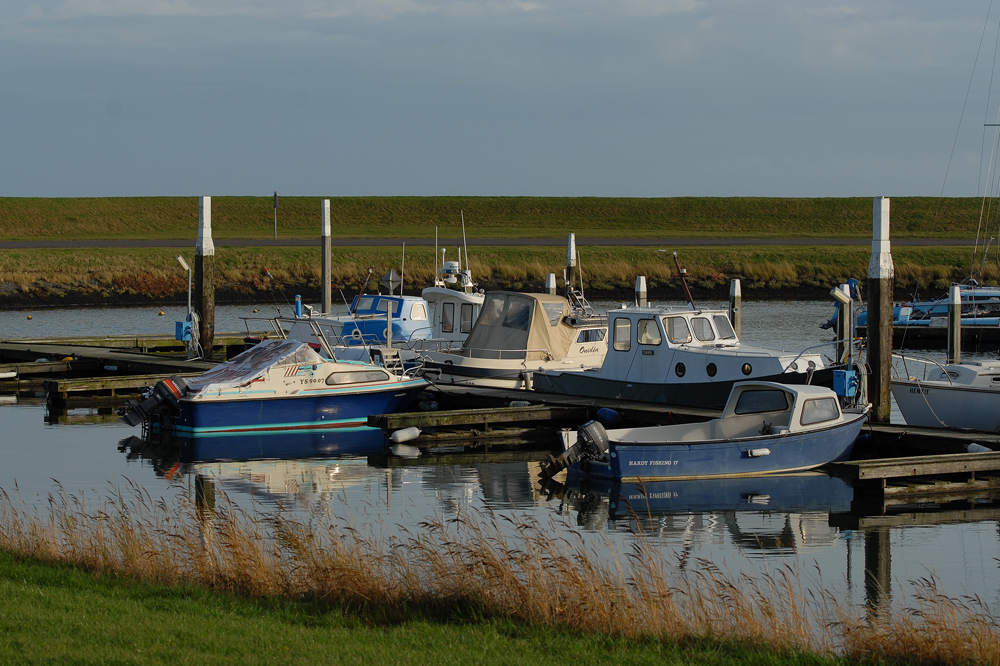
[401,242,405,296]
[673,252,697,310]
[461,210,473,292]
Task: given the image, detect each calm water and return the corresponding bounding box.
[2,299,999,616]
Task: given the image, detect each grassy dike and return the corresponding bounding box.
[0,196,995,307]
[0,551,836,666]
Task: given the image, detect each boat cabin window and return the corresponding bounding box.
[325,369,391,385]
[354,296,375,312]
[503,300,532,331]
[637,319,662,345]
[577,328,607,343]
[479,294,505,327]
[375,299,401,316]
[713,314,737,340]
[441,303,455,333]
[461,303,475,333]
[691,317,715,342]
[799,397,841,426]
[542,303,565,326]
[613,318,631,351]
[734,389,789,415]
[663,316,692,344]
[410,303,427,321]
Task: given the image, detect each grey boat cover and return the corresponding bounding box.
[461,292,576,361]
[185,338,325,393]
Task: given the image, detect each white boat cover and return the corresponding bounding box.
[185,338,325,393]
[461,292,577,361]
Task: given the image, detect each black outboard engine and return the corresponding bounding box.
[577,420,610,460]
[120,376,189,427]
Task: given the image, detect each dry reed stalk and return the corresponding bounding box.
[2,483,1000,663]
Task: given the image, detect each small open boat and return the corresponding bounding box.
[555,381,870,481]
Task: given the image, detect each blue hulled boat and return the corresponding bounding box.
[557,381,869,481]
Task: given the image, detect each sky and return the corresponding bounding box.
[2,1,1000,198]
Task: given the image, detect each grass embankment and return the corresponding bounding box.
[1,486,997,665]
[0,195,991,240]
[1,196,997,306]
[0,244,989,307]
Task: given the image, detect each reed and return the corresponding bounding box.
[1,483,997,664]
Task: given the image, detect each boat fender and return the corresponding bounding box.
[509,400,531,408]
[390,427,421,444]
[596,408,622,425]
[418,400,439,411]
[968,443,992,453]
[390,443,421,459]
[748,448,771,458]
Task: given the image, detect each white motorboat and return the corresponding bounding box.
[892,356,1000,431]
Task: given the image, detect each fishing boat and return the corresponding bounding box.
[532,304,833,409]
[120,338,427,435]
[552,381,869,481]
[891,356,1000,432]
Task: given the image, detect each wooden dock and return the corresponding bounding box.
[829,450,1000,499]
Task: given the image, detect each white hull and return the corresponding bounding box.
[892,379,1000,431]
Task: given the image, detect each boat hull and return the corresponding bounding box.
[174,380,426,435]
[533,367,835,410]
[891,379,1000,431]
[570,410,868,481]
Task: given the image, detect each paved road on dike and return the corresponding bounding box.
[0,238,976,249]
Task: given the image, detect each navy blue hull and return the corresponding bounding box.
[174,382,424,435]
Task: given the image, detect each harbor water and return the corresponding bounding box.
[2,299,999,618]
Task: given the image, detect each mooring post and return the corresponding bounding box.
[835,283,853,365]
[545,273,557,295]
[947,284,961,364]
[194,196,215,360]
[635,275,647,307]
[321,199,332,314]
[565,233,577,294]
[866,196,894,423]
[864,528,892,621]
[728,279,742,339]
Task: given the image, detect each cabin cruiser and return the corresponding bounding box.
[420,291,608,390]
[532,304,831,409]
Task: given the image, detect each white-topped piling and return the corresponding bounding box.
[321,199,332,314]
[729,279,742,339]
[866,197,894,423]
[565,233,577,294]
[195,196,215,359]
[948,284,961,364]
[546,273,557,295]
[635,275,647,307]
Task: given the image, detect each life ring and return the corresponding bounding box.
[383,327,390,339]
[351,328,363,340]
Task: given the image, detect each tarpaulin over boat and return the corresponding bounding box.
[186,338,325,393]
[461,292,577,361]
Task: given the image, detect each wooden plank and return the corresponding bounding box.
[831,451,1000,480]
[369,405,589,430]
[44,372,202,393]
[866,422,1000,445]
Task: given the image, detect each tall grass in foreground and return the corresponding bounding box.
[1,483,998,665]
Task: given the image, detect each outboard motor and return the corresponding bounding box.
[577,420,610,460]
[120,376,190,427]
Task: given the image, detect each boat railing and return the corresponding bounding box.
[780,339,844,371]
[460,347,552,361]
[891,352,955,385]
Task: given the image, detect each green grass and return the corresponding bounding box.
[0,550,840,666]
[0,195,992,240]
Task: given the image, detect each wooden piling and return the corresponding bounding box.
[728,279,742,339]
[321,199,332,314]
[194,196,215,359]
[866,197,893,423]
[835,283,852,365]
[947,284,961,364]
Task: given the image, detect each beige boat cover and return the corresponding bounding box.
[461,292,577,361]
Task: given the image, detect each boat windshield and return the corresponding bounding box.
[733,389,789,415]
[663,316,692,344]
[713,314,737,340]
[691,317,715,342]
[800,397,841,425]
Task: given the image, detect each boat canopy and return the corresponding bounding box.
[462,292,579,361]
[186,339,325,393]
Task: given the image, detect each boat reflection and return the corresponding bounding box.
[555,472,855,553]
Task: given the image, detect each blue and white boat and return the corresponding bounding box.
[556,381,869,481]
[121,338,427,436]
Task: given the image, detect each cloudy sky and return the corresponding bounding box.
[2,1,999,197]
